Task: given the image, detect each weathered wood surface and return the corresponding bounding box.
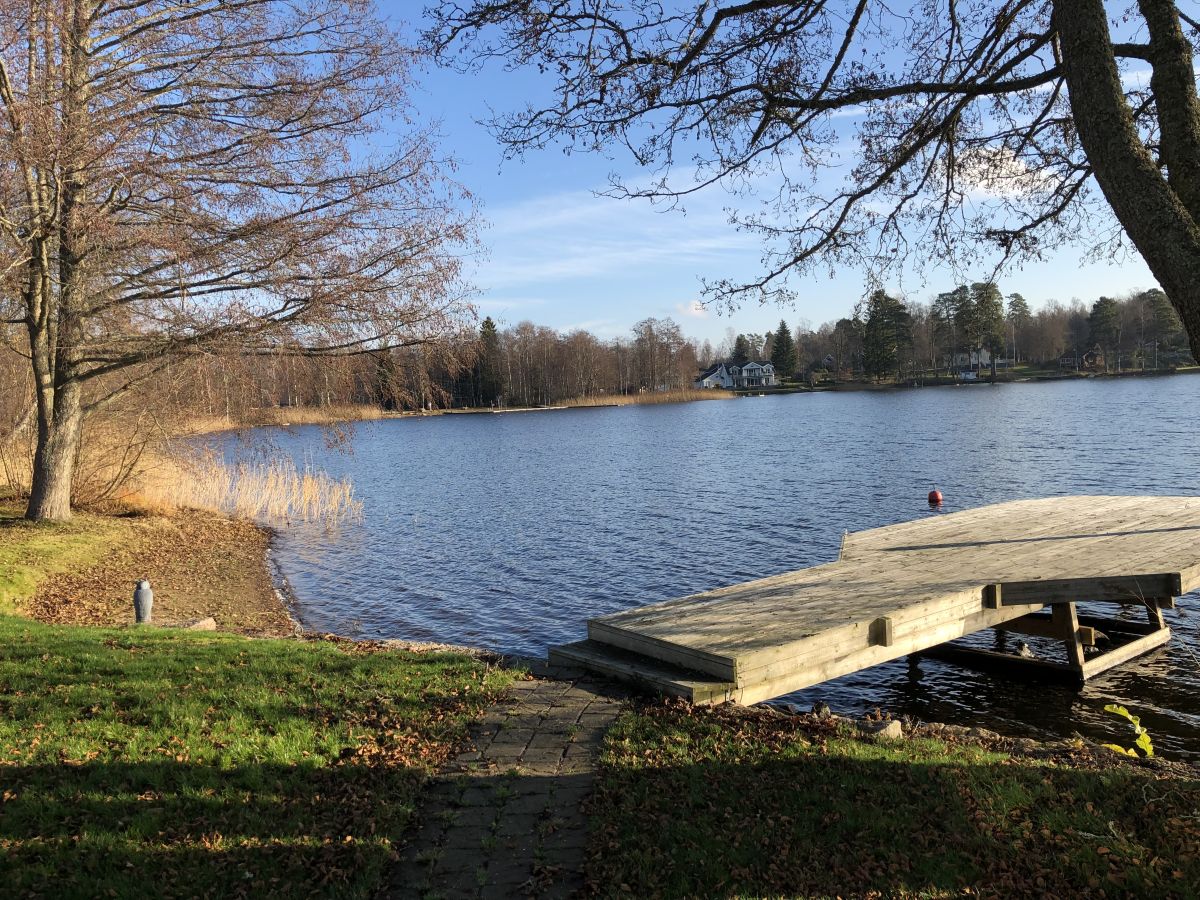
[560,496,1200,704]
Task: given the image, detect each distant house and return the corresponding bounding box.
[696,363,734,388]
[735,362,777,387]
[952,348,992,370]
[694,361,778,389]
[1058,346,1104,370]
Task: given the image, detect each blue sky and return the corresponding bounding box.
[406,12,1158,346]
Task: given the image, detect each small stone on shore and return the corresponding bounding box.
[166,617,217,631]
[859,719,904,740]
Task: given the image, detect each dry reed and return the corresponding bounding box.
[564,389,734,407]
[131,450,362,526]
[178,404,384,435]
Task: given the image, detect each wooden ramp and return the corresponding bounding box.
[550,496,1200,704]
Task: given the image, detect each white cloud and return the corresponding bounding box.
[675,300,709,319]
[957,145,1051,199]
[472,181,759,291]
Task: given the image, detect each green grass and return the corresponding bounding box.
[0,615,516,898]
[0,503,129,612]
[588,703,1200,898]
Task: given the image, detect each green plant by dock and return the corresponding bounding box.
[1102,703,1155,759]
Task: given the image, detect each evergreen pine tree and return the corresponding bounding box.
[770,319,797,380]
[1089,297,1121,368]
[731,334,752,366]
[1005,293,1032,363]
[862,290,912,380]
[1146,289,1184,350]
[971,282,1007,377]
[477,317,504,405]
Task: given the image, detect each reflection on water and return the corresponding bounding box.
[223,377,1200,757]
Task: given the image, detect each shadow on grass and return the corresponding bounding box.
[585,749,1200,898]
[0,759,424,899]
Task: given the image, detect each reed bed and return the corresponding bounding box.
[130,451,362,526]
[564,389,734,407]
[177,404,384,435]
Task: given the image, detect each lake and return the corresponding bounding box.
[229,376,1200,757]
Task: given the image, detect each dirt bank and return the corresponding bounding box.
[18,506,294,635]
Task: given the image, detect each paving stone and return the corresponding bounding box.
[526,730,571,750]
[534,717,582,735]
[481,858,534,886]
[455,786,498,808]
[491,726,536,743]
[578,711,619,728]
[536,845,585,871]
[494,811,542,839]
[432,874,484,900]
[547,784,591,810]
[482,754,524,771]
[453,804,499,829]
[479,885,527,900]
[562,741,594,760]
[538,876,584,900]
[516,756,563,776]
[501,792,554,819]
[443,824,495,852]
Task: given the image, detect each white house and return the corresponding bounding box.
[952,348,992,370]
[694,361,779,389]
[696,363,734,388]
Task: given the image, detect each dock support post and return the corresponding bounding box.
[1052,602,1087,672]
[1145,597,1167,630]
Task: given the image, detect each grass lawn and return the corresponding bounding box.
[588,702,1200,899]
[0,503,128,613]
[0,615,516,898]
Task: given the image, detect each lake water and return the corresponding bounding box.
[229,377,1200,757]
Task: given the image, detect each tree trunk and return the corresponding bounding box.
[26,381,83,522]
[1055,0,1200,361]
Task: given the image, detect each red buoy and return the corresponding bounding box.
[928,488,944,506]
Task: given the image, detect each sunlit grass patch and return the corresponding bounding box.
[0,501,128,613]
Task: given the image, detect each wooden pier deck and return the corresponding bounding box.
[550,496,1200,704]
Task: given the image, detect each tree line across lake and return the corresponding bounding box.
[446,284,1189,407]
[6,284,1182,448]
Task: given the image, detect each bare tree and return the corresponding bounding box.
[1,0,474,520]
[428,1,1200,358]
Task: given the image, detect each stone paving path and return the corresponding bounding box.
[384,664,626,900]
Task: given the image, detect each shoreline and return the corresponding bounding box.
[178,366,1200,438]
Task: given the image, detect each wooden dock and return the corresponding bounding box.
[550,496,1200,704]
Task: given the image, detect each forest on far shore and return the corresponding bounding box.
[4,285,1185,433]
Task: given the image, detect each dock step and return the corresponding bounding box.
[549,640,739,705]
